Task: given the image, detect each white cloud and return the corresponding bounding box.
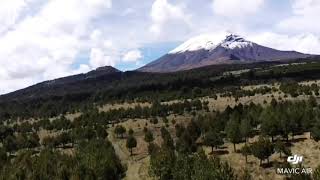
[0,77,36,96]
[0,0,112,94]
[250,32,320,54]
[212,0,264,17]
[89,48,117,68]
[0,0,27,34]
[277,0,320,34]
[88,29,124,68]
[123,50,143,62]
[1,0,320,95]
[150,0,191,36]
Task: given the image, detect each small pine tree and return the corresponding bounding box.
[126,135,137,156]
[128,128,134,136]
[175,124,185,138]
[251,137,274,166]
[96,126,108,139]
[311,119,320,141]
[260,108,280,142]
[274,140,291,159]
[114,125,126,138]
[144,130,154,143]
[225,119,242,152]
[241,144,251,163]
[203,128,224,153]
[240,118,252,143]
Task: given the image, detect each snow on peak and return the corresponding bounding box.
[169,34,253,54]
[169,34,219,54]
[220,34,253,49]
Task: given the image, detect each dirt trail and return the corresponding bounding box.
[108,129,150,180]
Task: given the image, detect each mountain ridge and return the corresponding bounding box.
[0,34,318,101]
[138,34,313,72]
[0,66,122,102]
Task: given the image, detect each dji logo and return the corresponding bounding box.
[287,155,303,164]
[277,155,311,175]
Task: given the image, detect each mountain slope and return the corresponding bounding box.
[138,34,312,72]
[0,66,122,102]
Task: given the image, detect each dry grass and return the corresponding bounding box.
[108,114,193,180]
[112,116,320,180]
[99,102,151,112]
[202,133,320,180]
[10,80,320,179]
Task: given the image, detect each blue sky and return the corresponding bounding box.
[0,0,320,94]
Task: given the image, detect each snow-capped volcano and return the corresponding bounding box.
[138,34,312,72]
[169,34,253,54]
[220,34,253,49]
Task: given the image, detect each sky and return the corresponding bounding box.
[0,0,320,94]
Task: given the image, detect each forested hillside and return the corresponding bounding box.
[1,58,320,120]
[2,59,320,179]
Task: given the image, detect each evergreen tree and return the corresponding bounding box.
[126,135,137,156]
[128,128,134,136]
[144,130,154,143]
[251,137,274,166]
[176,130,197,153]
[186,120,201,142]
[161,127,174,150]
[114,125,126,138]
[274,140,291,158]
[149,147,175,180]
[260,108,280,142]
[95,126,108,139]
[240,117,252,143]
[225,119,241,152]
[241,144,251,163]
[175,124,185,138]
[311,118,320,141]
[203,128,224,153]
[279,110,291,142]
[288,106,304,140]
[76,139,125,179]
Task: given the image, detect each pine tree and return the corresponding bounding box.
[128,128,134,136]
[274,139,291,159]
[241,144,251,163]
[144,130,154,143]
[311,118,320,141]
[203,128,224,153]
[225,119,241,152]
[260,108,280,142]
[251,137,274,166]
[126,135,137,156]
[240,117,252,143]
[114,125,126,138]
